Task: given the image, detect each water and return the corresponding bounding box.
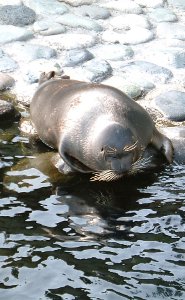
[0,121,185,300]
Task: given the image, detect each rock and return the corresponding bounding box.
[74,5,110,19]
[157,23,185,40]
[168,0,185,10]
[103,76,142,98]
[0,50,18,72]
[101,0,143,14]
[56,13,102,32]
[0,100,20,122]
[42,33,96,50]
[83,59,112,82]
[62,49,93,67]
[0,73,15,90]
[154,91,185,121]
[0,25,33,44]
[58,0,97,6]
[147,48,185,69]
[91,44,134,61]
[6,43,57,62]
[120,61,173,84]
[102,27,154,45]
[33,20,66,36]
[149,8,177,23]
[0,5,36,27]
[110,14,150,30]
[135,0,164,8]
[24,0,68,15]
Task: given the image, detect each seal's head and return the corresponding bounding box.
[90,122,147,181]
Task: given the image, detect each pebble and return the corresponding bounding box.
[0,73,15,90]
[0,25,33,44]
[110,14,150,29]
[146,47,185,68]
[82,59,112,82]
[24,0,68,15]
[157,23,185,40]
[33,20,66,36]
[61,49,94,67]
[168,0,185,10]
[149,8,177,23]
[56,13,103,32]
[0,5,36,27]
[91,44,134,61]
[74,5,111,19]
[101,0,143,14]
[135,0,164,8]
[154,91,185,121]
[0,99,20,122]
[59,0,97,6]
[0,50,18,72]
[120,61,173,84]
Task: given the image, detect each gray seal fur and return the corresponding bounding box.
[30,72,173,181]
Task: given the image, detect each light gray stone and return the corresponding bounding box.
[24,0,68,15]
[154,91,185,121]
[0,50,18,72]
[33,20,66,36]
[74,5,110,20]
[135,0,164,8]
[0,5,36,27]
[168,0,185,10]
[121,61,173,84]
[6,43,57,62]
[147,48,185,69]
[102,27,153,45]
[157,23,185,40]
[110,14,150,30]
[62,49,93,67]
[58,0,97,6]
[0,73,15,90]
[91,44,134,61]
[101,0,143,14]
[149,8,177,23]
[56,13,102,32]
[0,25,33,44]
[83,59,112,82]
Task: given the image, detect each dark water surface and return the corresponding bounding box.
[0,121,185,300]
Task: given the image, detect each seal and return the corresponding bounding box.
[30,71,173,181]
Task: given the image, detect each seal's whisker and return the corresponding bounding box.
[123,141,138,152]
[90,170,123,182]
[130,156,152,174]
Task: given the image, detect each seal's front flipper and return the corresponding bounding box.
[51,153,75,175]
[151,128,174,163]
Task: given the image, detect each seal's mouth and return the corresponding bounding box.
[90,156,152,182]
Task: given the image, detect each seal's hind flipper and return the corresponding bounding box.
[151,128,174,163]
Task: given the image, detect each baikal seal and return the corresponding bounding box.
[30,71,173,181]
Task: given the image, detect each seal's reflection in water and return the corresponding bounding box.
[46,146,167,242]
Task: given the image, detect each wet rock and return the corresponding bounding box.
[33,20,66,36]
[0,100,20,122]
[102,27,153,45]
[6,43,57,62]
[168,0,185,10]
[0,5,36,27]
[24,0,68,15]
[157,23,185,40]
[42,33,96,50]
[0,50,18,72]
[110,14,150,30]
[91,44,134,61]
[0,74,15,90]
[154,91,185,121]
[135,0,164,8]
[58,0,97,6]
[83,59,112,82]
[74,5,110,20]
[56,13,102,32]
[62,49,93,67]
[101,0,143,14]
[0,25,33,44]
[149,8,177,23]
[121,61,173,84]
